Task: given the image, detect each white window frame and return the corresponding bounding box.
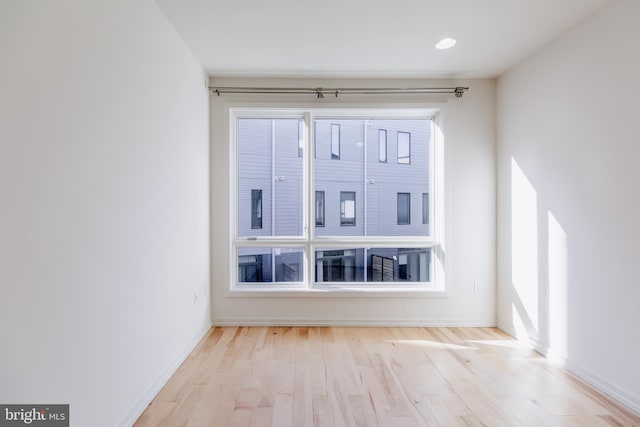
[228,107,445,296]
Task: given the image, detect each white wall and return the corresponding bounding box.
[210,78,496,326]
[497,0,640,412]
[0,1,210,426]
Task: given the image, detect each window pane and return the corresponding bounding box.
[238,247,304,283]
[315,191,325,227]
[238,118,303,237]
[398,131,410,164]
[340,191,356,226]
[397,192,410,225]
[314,247,431,283]
[314,119,430,237]
[378,129,387,162]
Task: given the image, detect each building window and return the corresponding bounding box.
[251,189,262,229]
[315,191,325,227]
[340,191,356,226]
[232,110,440,292]
[298,120,304,158]
[398,131,411,164]
[422,193,429,224]
[331,123,340,159]
[379,129,387,163]
[397,192,410,225]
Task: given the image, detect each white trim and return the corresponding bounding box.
[118,323,212,427]
[211,318,496,327]
[500,329,640,418]
[529,339,640,416]
[226,287,449,298]
[564,361,640,416]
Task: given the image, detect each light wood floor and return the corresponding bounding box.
[135,327,640,426]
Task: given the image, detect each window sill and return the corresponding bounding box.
[227,285,448,298]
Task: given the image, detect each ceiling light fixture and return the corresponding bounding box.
[435,38,457,50]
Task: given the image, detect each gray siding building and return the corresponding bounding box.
[237,117,432,284]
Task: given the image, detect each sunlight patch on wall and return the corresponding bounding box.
[548,211,568,362]
[511,158,539,340]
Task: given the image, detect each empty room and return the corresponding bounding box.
[1,0,639,426]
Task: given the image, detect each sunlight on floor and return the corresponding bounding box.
[464,339,530,349]
[384,340,473,350]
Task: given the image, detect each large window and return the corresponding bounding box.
[232,110,440,291]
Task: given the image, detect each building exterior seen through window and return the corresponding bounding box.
[235,115,434,287]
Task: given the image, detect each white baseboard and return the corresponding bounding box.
[497,328,640,417]
[118,323,212,427]
[212,318,496,327]
[564,360,640,416]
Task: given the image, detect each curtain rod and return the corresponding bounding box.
[209,86,469,99]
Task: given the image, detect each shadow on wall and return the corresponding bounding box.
[508,158,569,363]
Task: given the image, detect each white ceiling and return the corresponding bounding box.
[155,0,611,79]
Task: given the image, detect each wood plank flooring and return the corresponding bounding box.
[134,327,640,426]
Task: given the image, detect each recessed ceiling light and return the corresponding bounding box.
[435,38,457,50]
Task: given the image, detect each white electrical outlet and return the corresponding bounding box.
[474,281,480,293]
[193,292,198,304]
